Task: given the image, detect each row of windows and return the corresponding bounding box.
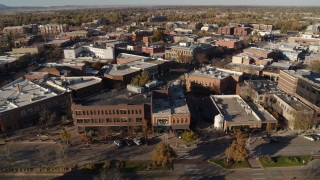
[76,118,143,124]
[21,101,59,117]
[172,118,188,124]
[189,80,215,87]
[75,109,142,116]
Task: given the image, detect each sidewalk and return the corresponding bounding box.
[248,158,263,169]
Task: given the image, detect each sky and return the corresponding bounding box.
[0,0,320,7]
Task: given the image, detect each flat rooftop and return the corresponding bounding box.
[104,64,140,76]
[211,95,260,122]
[76,88,151,106]
[275,94,313,111]
[152,83,190,115]
[245,80,278,94]
[188,66,242,79]
[43,62,85,67]
[0,78,64,113]
[47,76,102,91]
[117,53,149,61]
[125,60,158,70]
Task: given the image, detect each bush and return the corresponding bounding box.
[181,130,198,143]
[103,160,111,169]
[286,157,301,163]
[261,157,276,165]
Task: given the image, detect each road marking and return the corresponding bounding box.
[252,173,265,175]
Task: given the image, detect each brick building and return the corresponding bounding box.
[0,78,70,133]
[71,88,151,133]
[211,95,278,131]
[217,26,235,35]
[215,39,243,49]
[278,70,320,127]
[234,27,252,36]
[185,67,242,94]
[152,82,190,132]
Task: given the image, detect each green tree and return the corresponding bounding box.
[151,142,177,167]
[152,30,165,42]
[60,129,71,144]
[225,131,249,163]
[131,71,150,86]
[181,130,198,143]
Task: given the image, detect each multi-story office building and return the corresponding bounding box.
[151,82,190,132]
[278,70,320,127]
[186,66,242,94]
[64,44,115,60]
[211,95,278,131]
[0,78,70,133]
[238,80,279,106]
[71,88,151,133]
[38,24,69,34]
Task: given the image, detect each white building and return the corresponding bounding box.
[64,44,114,60]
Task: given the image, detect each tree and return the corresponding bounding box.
[39,109,56,129]
[36,149,52,168]
[131,71,150,86]
[80,132,92,144]
[225,131,249,163]
[92,61,103,69]
[181,130,198,144]
[151,142,177,167]
[195,52,208,65]
[95,168,121,180]
[292,111,314,131]
[55,143,69,168]
[152,30,165,42]
[3,145,14,170]
[60,129,71,144]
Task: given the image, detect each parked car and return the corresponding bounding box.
[310,134,320,141]
[125,139,135,146]
[114,139,124,147]
[304,135,315,141]
[133,138,142,146]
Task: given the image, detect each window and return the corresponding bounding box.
[77,119,83,123]
[156,119,168,125]
[115,118,120,122]
[92,119,98,123]
[106,118,113,123]
[90,110,93,115]
[98,110,100,115]
[185,118,188,123]
[75,111,82,115]
[139,110,142,114]
[135,110,138,114]
[128,110,130,114]
[83,111,86,115]
[21,110,27,117]
[136,118,143,123]
[173,119,175,124]
[99,119,105,123]
[132,110,134,114]
[117,110,119,114]
[120,110,127,114]
[121,118,128,122]
[84,119,91,123]
[128,118,133,122]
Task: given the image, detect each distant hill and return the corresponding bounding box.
[0,4,133,13]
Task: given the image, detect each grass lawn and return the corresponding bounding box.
[122,160,152,171]
[258,156,310,168]
[209,159,251,169]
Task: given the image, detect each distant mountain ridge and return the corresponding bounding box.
[0,4,124,13]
